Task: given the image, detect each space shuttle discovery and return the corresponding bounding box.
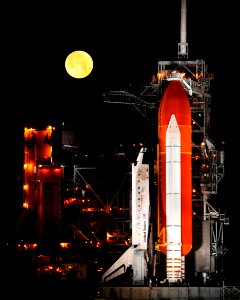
[102,148,150,285]
[157,78,192,283]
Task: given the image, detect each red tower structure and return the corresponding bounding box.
[23,126,64,241]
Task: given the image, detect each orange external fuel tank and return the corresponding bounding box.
[157,79,192,257]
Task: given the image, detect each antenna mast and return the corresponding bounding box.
[178,0,188,58]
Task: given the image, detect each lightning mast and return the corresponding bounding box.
[178,0,188,58]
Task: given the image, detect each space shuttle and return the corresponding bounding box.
[102,0,193,284]
[101,74,192,285]
[101,147,151,286]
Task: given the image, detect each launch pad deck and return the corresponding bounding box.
[96,285,240,300]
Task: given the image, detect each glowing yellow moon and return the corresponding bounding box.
[65,50,93,79]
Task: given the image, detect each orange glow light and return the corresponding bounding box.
[23,184,28,191]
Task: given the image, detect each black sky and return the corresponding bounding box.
[3,0,240,283]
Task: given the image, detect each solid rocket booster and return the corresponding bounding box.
[166,114,182,280]
[157,80,192,281]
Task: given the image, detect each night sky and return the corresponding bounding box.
[3,0,240,284]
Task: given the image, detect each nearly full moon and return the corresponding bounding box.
[65,50,93,79]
